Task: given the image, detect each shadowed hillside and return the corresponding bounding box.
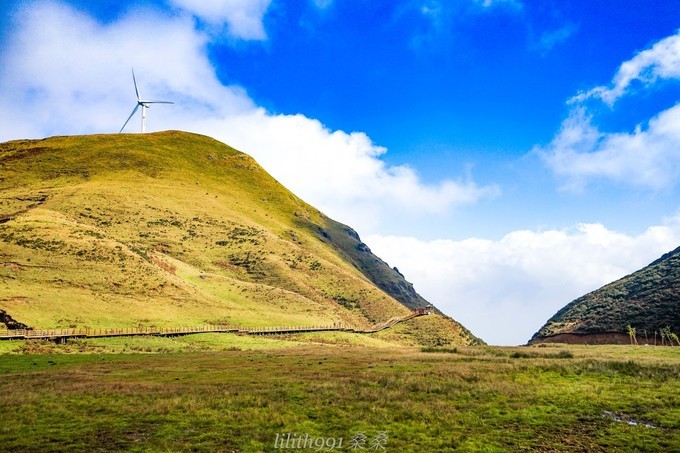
[530,245,680,344]
[0,131,480,346]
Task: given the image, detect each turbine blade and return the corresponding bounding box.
[132,68,140,100]
[119,104,140,133]
[139,100,174,104]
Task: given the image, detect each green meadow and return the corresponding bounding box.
[1,337,679,451]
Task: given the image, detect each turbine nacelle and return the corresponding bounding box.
[119,69,173,133]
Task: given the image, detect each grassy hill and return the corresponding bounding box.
[0,131,479,346]
[530,245,680,344]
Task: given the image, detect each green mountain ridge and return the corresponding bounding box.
[530,245,680,344]
[0,131,480,346]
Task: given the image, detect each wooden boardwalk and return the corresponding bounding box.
[0,311,426,342]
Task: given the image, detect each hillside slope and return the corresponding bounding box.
[530,245,680,344]
[0,131,480,345]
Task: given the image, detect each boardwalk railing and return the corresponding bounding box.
[0,325,239,340]
[0,311,430,341]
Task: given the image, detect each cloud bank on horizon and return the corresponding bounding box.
[367,219,680,345]
[1,0,679,345]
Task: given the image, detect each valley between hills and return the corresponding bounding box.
[1,131,679,451]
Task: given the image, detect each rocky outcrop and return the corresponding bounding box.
[0,309,30,330]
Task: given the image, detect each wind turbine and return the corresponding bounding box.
[119,68,173,133]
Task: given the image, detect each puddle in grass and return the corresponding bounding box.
[602,411,657,429]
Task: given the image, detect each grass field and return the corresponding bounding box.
[1,339,679,451]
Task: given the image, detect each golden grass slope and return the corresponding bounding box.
[0,131,478,345]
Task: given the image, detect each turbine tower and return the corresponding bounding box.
[119,69,173,133]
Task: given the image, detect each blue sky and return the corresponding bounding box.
[1,0,680,344]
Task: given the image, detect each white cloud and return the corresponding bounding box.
[0,1,252,138]
[188,111,500,233]
[419,0,520,21]
[533,23,577,54]
[0,0,496,235]
[366,218,680,346]
[570,30,680,105]
[475,0,522,10]
[412,0,522,51]
[169,0,272,40]
[310,0,334,9]
[540,30,680,190]
[538,105,680,190]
